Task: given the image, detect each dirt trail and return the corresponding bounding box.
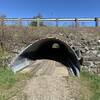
[22,60,69,76]
[18,60,83,100]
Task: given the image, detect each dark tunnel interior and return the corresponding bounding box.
[20,38,80,76]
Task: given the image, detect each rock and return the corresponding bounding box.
[97,54,100,57]
[94,61,100,65]
[83,61,92,66]
[92,50,98,55]
[91,47,95,50]
[84,46,89,51]
[84,56,100,61]
[97,40,100,44]
[90,67,97,74]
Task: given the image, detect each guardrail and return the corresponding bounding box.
[0,18,100,27]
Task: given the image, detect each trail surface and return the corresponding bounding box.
[15,60,84,100]
[22,60,69,77]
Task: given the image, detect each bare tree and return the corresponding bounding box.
[30,13,45,27]
[0,14,6,51]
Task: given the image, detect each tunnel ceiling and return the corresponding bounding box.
[11,38,80,76]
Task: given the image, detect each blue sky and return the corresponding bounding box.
[0,0,100,18]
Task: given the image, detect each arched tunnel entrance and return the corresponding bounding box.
[11,38,81,76]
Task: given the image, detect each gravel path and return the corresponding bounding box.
[18,60,83,100]
[21,60,69,77]
[23,76,83,100]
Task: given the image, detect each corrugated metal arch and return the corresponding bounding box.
[10,38,80,76]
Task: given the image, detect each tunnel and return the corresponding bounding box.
[10,38,81,76]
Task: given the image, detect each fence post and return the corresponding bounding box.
[0,18,5,51]
[37,18,40,27]
[75,18,79,28]
[18,18,22,26]
[56,19,58,27]
[95,17,99,27]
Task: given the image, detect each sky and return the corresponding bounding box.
[0,0,100,18]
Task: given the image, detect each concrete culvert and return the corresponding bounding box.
[10,38,81,76]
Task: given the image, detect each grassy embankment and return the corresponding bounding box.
[0,68,100,100]
[0,49,29,99]
[0,67,30,100]
[0,26,100,99]
[80,71,100,100]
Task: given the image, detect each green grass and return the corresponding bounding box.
[0,49,30,99]
[0,63,100,100]
[81,71,100,100]
[0,68,17,89]
[0,68,100,100]
[0,67,29,100]
[0,68,28,89]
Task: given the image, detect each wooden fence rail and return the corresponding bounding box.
[0,18,100,27]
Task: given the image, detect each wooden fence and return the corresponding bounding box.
[0,18,100,27]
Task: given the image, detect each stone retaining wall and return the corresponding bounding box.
[0,27,100,74]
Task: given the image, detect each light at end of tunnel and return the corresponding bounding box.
[52,43,60,49]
